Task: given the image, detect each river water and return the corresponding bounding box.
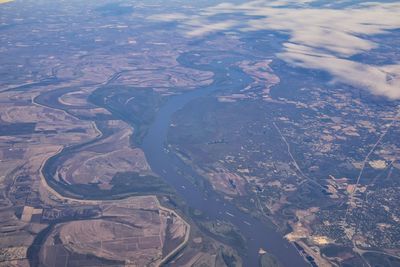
[36,51,308,267]
[141,52,308,267]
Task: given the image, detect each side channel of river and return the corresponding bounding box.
[38,51,308,267]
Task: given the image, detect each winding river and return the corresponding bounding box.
[140,52,308,267]
[39,51,308,267]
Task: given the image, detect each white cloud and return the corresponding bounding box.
[279,43,400,99]
[148,13,189,22]
[187,20,238,37]
[148,1,400,99]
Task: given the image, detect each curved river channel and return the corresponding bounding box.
[141,52,308,267]
[41,51,308,267]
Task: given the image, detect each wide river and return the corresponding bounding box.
[141,51,308,267]
[39,51,308,267]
